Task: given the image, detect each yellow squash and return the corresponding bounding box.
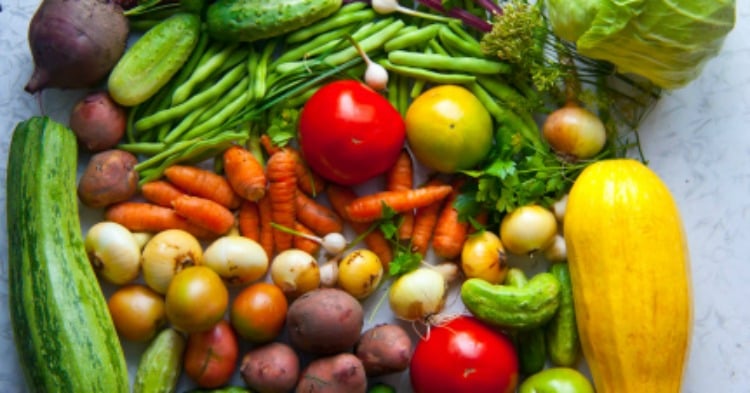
[564,159,692,392]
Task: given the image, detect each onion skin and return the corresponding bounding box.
[542,105,606,160]
[25,0,129,93]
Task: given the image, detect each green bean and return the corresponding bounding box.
[274,25,358,66]
[409,46,433,98]
[442,22,484,57]
[213,46,251,76]
[135,139,194,172]
[118,141,166,155]
[397,71,410,116]
[379,59,476,84]
[181,91,252,140]
[196,76,250,124]
[427,37,450,56]
[286,8,376,44]
[252,39,278,100]
[322,19,405,66]
[384,23,442,52]
[387,73,400,109]
[170,31,211,89]
[172,43,240,105]
[282,86,320,108]
[135,62,247,131]
[388,50,510,75]
[165,105,211,141]
[468,82,543,150]
[476,75,527,106]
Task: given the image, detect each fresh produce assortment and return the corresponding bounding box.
[6,0,736,392]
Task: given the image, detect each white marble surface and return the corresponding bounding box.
[1,0,750,392]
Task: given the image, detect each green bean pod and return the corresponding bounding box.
[388,50,511,75]
[379,60,476,85]
[285,6,375,43]
[384,23,442,52]
[172,42,240,105]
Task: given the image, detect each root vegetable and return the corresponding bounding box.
[84,221,141,285]
[461,231,509,285]
[69,91,127,152]
[270,249,320,299]
[25,0,129,93]
[295,353,367,393]
[500,204,558,256]
[287,288,364,355]
[354,323,413,377]
[337,249,383,299]
[388,267,448,321]
[77,149,138,208]
[202,236,269,286]
[141,229,203,294]
[240,342,300,393]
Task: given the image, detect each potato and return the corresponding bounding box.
[240,342,299,393]
[287,288,363,355]
[295,353,367,393]
[77,149,138,208]
[69,91,127,152]
[354,323,413,376]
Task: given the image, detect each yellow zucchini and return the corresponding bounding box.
[563,159,692,392]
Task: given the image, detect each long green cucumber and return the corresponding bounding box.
[7,116,129,392]
[206,0,342,42]
[545,263,580,366]
[505,269,547,375]
[109,12,201,106]
[134,328,186,393]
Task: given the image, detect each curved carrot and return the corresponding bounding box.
[293,221,321,256]
[104,201,213,238]
[223,145,267,202]
[410,179,447,256]
[259,133,280,155]
[140,180,187,207]
[293,150,327,197]
[345,184,453,223]
[295,191,343,236]
[257,194,275,258]
[238,200,260,242]
[386,149,415,240]
[327,184,393,268]
[164,165,242,209]
[431,185,469,260]
[172,195,235,235]
[266,149,298,252]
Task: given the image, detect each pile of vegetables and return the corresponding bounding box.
[8,0,735,391]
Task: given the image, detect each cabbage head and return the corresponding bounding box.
[546,0,736,89]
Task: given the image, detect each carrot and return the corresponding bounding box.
[410,179,447,256]
[385,149,414,240]
[172,195,236,235]
[431,184,469,260]
[259,133,280,155]
[345,184,453,223]
[292,150,327,197]
[104,201,213,238]
[327,184,393,268]
[266,148,298,252]
[238,200,260,242]
[140,180,187,207]
[293,221,322,256]
[223,145,267,202]
[164,165,242,209]
[257,194,275,258]
[295,191,343,236]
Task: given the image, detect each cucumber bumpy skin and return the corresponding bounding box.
[206,0,343,42]
[133,328,186,393]
[460,272,561,330]
[545,262,581,366]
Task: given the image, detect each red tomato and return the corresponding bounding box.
[184,320,239,388]
[298,80,406,185]
[410,316,519,393]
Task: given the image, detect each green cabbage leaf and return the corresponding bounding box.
[546,0,736,89]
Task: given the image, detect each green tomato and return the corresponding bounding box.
[519,367,595,393]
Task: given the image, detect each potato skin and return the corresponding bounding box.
[355,323,413,376]
[77,149,138,208]
[240,342,299,393]
[295,353,367,393]
[287,288,363,355]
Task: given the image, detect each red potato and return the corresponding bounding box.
[69,91,127,152]
[77,149,138,208]
[354,323,413,377]
[286,288,364,355]
[296,353,367,393]
[183,320,239,388]
[240,342,300,393]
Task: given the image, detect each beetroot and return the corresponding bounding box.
[69,91,127,152]
[25,0,129,93]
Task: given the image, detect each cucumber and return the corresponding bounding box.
[505,269,546,375]
[134,328,186,393]
[545,263,580,366]
[7,116,129,392]
[460,270,561,330]
[206,0,342,42]
[109,12,201,106]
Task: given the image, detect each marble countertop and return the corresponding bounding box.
[1,0,749,391]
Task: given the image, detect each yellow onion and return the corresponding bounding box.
[202,236,269,286]
[142,229,203,294]
[85,221,141,285]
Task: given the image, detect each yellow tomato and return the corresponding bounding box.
[405,85,493,173]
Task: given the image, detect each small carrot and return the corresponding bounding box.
[104,201,213,238]
[345,184,453,223]
[257,194,275,258]
[327,184,393,268]
[238,200,260,242]
[223,145,267,202]
[140,180,187,207]
[295,191,343,236]
[385,149,415,240]
[164,165,242,209]
[410,179,447,256]
[266,148,298,252]
[172,195,236,235]
[431,184,469,260]
[292,150,327,197]
[259,133,280,155]
[293,221,322,256]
